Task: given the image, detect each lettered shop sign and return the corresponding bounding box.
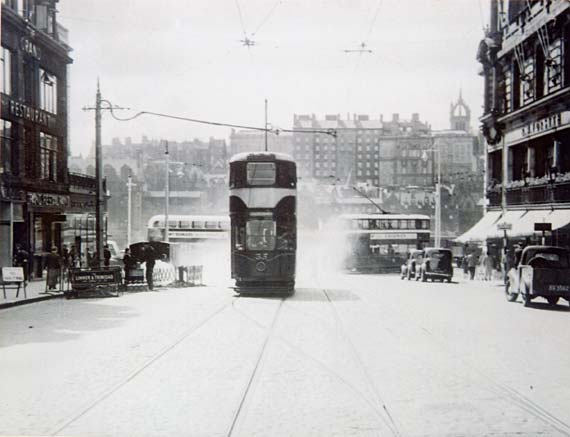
[1,267,24,283]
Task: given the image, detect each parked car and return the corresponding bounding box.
[505,245,570,307]
[417,248,453,282]
[401,249,424,280]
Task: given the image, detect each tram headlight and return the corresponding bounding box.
[255,261,266,272]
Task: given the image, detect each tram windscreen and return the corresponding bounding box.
[247,163,275,186]
[246,219,276,250]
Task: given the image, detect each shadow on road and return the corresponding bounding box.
[0,300,138,348]
[292,288,360,302]
[521,301,570,312]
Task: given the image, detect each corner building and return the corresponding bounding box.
[465,1,570,249]
[1,0,72,273]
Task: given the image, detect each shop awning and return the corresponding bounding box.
[547,209,570,231]
[455,210,502,243]
[509,210,553,238]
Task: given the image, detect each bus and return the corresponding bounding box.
[338,213,431,273]
[147,215,230,243]
[229,152,297,295]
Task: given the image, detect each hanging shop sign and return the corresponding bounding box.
[1,94,56,129]
[0,184,25,202]
[27,192,69,211]
[68,194,96,213]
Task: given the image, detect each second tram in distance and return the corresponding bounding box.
[229,152,297,295]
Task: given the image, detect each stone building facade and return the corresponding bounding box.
[469,0,570,249]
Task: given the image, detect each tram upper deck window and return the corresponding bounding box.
[247,162,276,186]
[246,219,276,250]
[205,221,218,229]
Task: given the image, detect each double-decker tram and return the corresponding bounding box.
[147,215,230,244]
[229,152,297,295]
[339,213,430,273]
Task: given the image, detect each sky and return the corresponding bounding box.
[58,0,490,157]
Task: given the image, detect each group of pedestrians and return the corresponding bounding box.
[461,248,496,281]
[11,241,158,292]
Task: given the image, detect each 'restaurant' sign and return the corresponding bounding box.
[1,94,56,129]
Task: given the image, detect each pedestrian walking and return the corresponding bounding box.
[103,244,111,267]
[69,245,77,268]
[144,244,156,291]
[461,255,469,279]
[13,244,30,282]
[123,248,135,287]
[485,251,494,281]
[478,252,487,280]
[45,247,62,291]
[467,252,477,280]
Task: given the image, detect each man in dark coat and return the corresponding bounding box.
[144,244,156,291]
[103,244,111,267]
[46,247,62,290]
[123,248,135,286]
[13,244,30,281]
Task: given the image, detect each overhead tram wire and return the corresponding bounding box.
[343,0,383,108]
[251,0,282,38]
[102,101,338,138]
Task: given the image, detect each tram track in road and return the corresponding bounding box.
[322,289,402,437]
[346,276,570,436]
[48,295,236,437]
[227,290,400,436]
[226,297,285,437]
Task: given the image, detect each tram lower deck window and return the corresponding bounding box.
[246,219,276,250]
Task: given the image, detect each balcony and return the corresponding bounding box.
[502,174,570,206]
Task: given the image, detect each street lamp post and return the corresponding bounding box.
[126,175,136,247]
[422,141,442,247]
[164,141,170,243]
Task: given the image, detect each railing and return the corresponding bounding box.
[503,180,570,205]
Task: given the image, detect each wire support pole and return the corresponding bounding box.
[435,140,442,248]
[82,82,129,266]
[95,81,103,266]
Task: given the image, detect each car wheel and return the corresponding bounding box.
[521,285,532,307]
[504,279,518,302]
[546,296,559,306]
[446,277,452,283]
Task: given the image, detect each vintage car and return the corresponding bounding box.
[417,248,453,282]
[505,245,570,307]
[401,249,424,280]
